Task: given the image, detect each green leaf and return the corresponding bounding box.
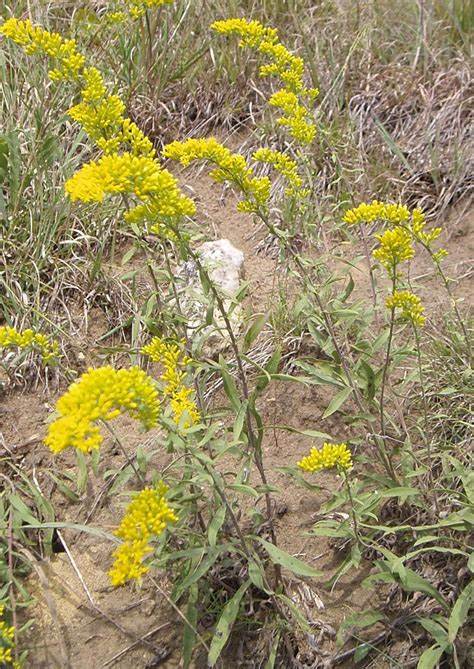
[208,581,249,666]
[264,631,281,669]
[395,566,448,609]
[359,360,376,401]
[417,644,445,669]
[243,312,267,352]
[354,643,372,663]
[233,400,248,441]
[256,346,281,392]
[418,618,448,647]
[448,581,473,642]
[208,506,227,548]
[182,583,198,669]
[277,426,332,440]
[256,537,322,578]
[341,275,355,302]
[228,483,259,498]
[248,557,272,594]
[174,550,220,601]
[219,356,241,412]
[379,487,420,503]
[322,386,353,418]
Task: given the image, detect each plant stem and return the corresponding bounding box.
[343,471,362,548]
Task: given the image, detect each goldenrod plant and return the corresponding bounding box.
[0,326,59,365]
[1,6,472,668]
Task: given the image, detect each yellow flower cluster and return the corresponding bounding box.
[373,227,414,271]
[68,94,126,151]
[142,337,200,428]
[0,326,59,364]
[0,604,17,667]
[252,147,305,197]
[44,366,159,454]
[163,138,271,214]
[107,0,174,22]
[2,16,193,236]
[211,18,317,145]
[343,201,445,253]
[343,200,410,226]
[109,483,177,586]
[386,290,426,327]
[0,18,85,81]
[298,442,352,473]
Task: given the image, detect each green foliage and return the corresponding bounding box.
[0,1,472,667]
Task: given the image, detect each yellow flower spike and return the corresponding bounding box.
[343,201,444,250]
[0,325,60,364]
[432,248,448,263]
[2,15,195,236]
[163,138,271,214]
[109,484,177,586]
[343,200,409,226]
[386,290,426,327]
[0,18,85,81]
[142,337,200,428]
[0,604,16,666]
[44,366,160,454]
[65,153,195,224]
[211,18,317,145]
[68,95,126,148]
[252,147,305,196]
[298,442,352,473]
[373,227,414,271]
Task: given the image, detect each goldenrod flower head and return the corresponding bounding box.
[44,366,159,454]
[373,227,414,270]
[0,603,15,666]
[163,138,270,214]
[109,539,150,586]
[120,119,156,157]
[0,18,85,81]
[408,207,441,245]
[298,442,352,473]
[80,66,107,103]
[211,18,278,49]
[0,326,59,364]
[342,200,410,226]
[252,147,305,196]
[211,18,317,145]
[2,17,157,163]
[124,0,174,20]
[275,105,317,145]
[109,483,177,586]
[142,337,199,428]
[432,248,448,263]
[106,11,127,24]
[386,290,426,327]
[65,153,195,224]
[343,201,444,251]
[68,95,125,149]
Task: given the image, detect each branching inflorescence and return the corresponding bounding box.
[109,483,177,586]
[142,337,200,428]
[0,16,195,237]
[0,604,18,667]
[44,367,160,454]
[107,0,174,22]
[0,326,59,364]
[342,200,450,327]
[211,18,318,144]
